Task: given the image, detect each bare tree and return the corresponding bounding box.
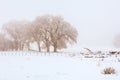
[27,20,44,52]
[0,33,15,51]
[34,15,52,52]
[3,20,30,51]
[34,15,78,52]
[0,33,6,51]
[50,16,78,52]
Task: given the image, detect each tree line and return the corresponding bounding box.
[0,15,78,52]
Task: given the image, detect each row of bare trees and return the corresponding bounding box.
[0,15,78,52]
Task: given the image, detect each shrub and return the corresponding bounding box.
[103,67,116,75]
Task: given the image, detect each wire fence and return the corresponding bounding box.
[0,51,120,61]
[0,51,80,57]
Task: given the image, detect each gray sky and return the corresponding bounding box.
[0,0,120,50]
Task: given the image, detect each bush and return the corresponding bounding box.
[103,67,116,75]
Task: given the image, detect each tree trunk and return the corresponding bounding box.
[38,45,41,52]
[46,42,50,52]
[37,42,41,52]
[53,42,57,52]
[47,46,50,52]
[27,43,30,51]
[54,47,57,52]
[15,41,19,51]
[21,43,24,51]
[20,42,22,50]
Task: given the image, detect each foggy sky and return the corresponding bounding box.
[0,0,120,50]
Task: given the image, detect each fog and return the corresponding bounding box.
[0,0,120,50]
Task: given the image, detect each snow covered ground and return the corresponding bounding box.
[0,52,120,80]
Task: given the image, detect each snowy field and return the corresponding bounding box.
[0,52,120,80]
